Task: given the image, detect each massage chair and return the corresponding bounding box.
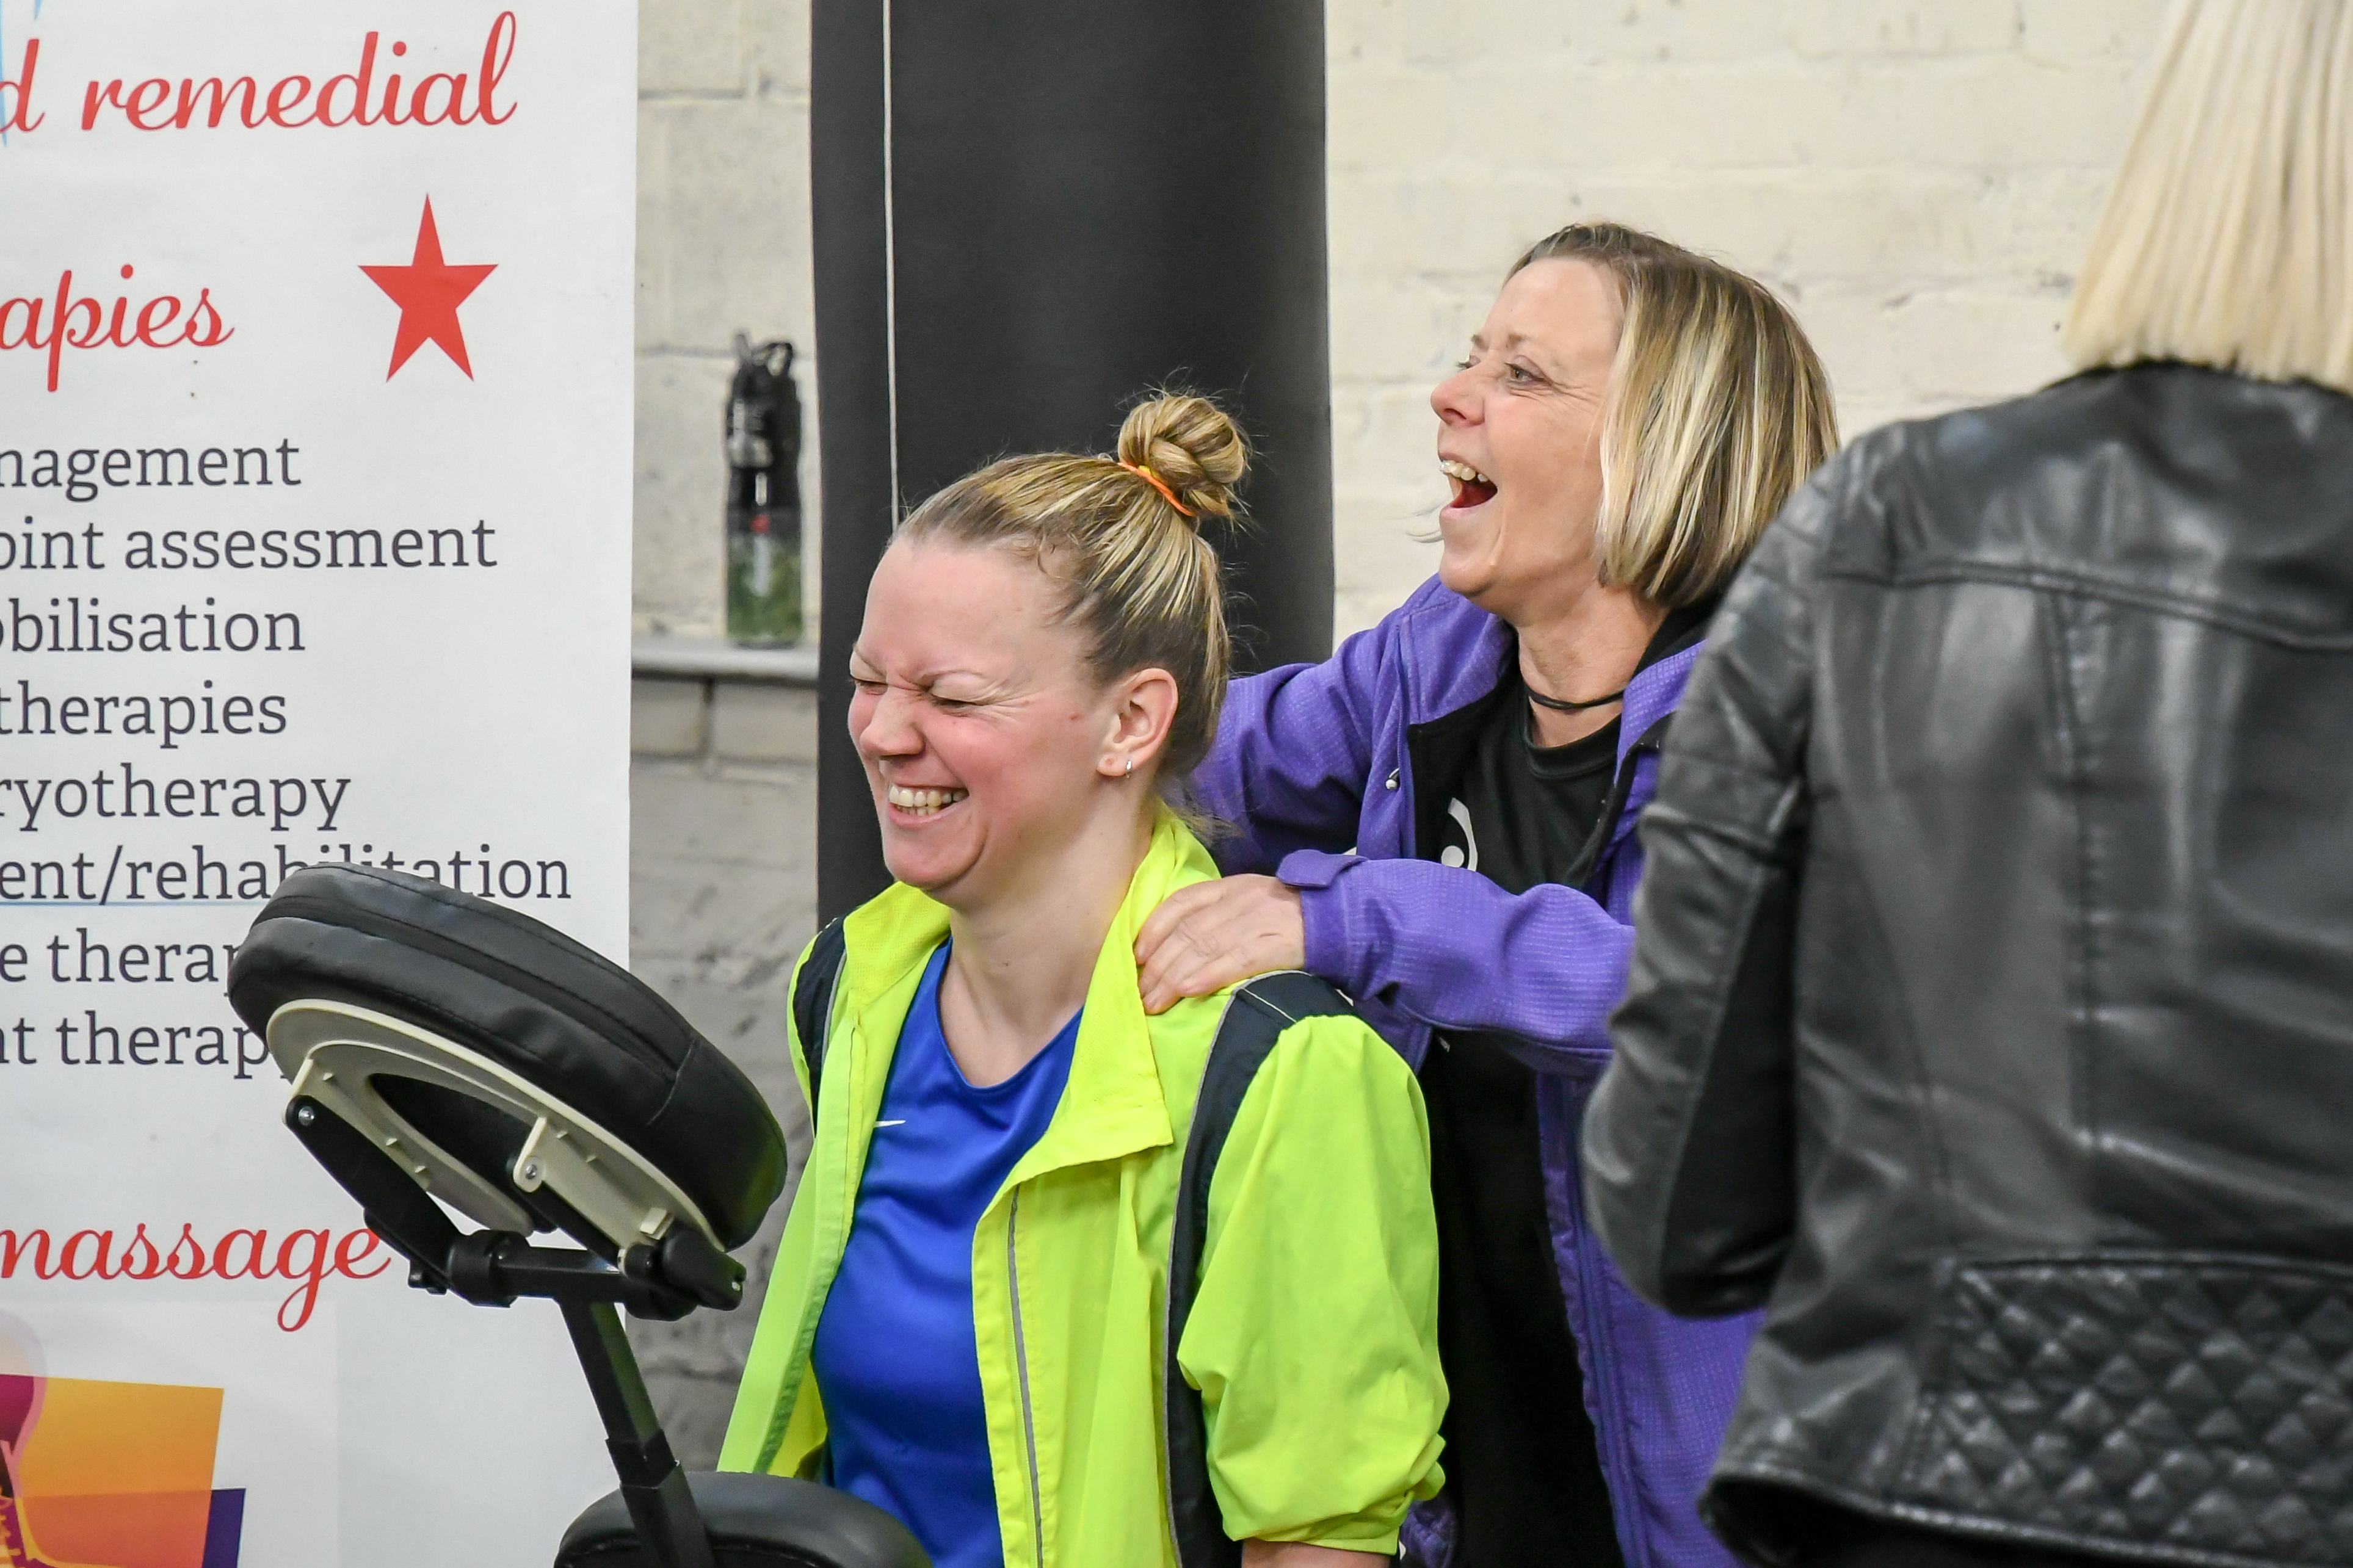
[230,863,927,1568]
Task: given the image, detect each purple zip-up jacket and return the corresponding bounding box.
[1195,574,1756,1568]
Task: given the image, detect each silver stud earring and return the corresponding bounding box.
[1125,757,1134,777]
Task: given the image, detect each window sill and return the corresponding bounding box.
[631,633,819,687]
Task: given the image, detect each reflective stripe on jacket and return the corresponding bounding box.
[718,812,1448,1564]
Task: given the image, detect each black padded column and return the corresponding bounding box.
[813,0,1333,920]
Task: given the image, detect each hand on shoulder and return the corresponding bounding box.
[1134,874,1306,1014]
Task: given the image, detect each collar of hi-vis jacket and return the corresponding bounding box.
[830,807,1215,1188]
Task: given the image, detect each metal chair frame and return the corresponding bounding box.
[270,999,736,1568]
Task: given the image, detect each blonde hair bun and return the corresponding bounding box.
[893,386,1248,795]
[1116,392,1249,522]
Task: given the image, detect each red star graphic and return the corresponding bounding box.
[361,198,497,380]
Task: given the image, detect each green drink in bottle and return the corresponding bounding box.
[725,336,803,645]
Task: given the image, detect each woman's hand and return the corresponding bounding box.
[1134,875,1306,1014]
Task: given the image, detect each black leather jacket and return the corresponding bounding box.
[1585,364,2353,1568]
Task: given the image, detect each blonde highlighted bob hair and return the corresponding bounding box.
[2064,0,2353,394]
[1512,223,1839,607]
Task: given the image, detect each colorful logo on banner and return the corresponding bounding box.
[0,1326,244,1568]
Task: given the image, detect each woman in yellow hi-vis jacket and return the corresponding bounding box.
[719,394,1446,1568]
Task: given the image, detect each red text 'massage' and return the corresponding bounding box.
[0,1223,391,1332]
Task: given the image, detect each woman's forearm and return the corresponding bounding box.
[1292,851,1634,1062]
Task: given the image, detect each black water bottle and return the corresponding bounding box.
[724,335,804,645]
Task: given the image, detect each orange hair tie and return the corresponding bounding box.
[1118,460,1195,518]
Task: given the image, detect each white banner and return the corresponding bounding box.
[0,4,636,1565]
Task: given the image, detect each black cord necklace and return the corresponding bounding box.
[1525,683,1626,713]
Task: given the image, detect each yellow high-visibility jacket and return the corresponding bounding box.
[719,812,1446,1565]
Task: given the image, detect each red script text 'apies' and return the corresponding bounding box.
[0,267,231,393]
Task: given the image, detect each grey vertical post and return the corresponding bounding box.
[814,1,1332,921]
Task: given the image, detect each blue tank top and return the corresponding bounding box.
[810,942,1079,1568]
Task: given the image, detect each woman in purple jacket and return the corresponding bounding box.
[1136,223,1836,1568]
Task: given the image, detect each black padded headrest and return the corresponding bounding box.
[230,864,785,1251]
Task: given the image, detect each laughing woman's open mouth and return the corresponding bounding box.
[1441,456,1498,510]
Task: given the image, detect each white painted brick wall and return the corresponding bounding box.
[629,0,821,1459]
[629,1,2169,639]
[635,0,817,637]
[1325,0,2167,637]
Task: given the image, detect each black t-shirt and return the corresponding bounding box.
[1419,601,1717,1567]
[1450,690,1621,895]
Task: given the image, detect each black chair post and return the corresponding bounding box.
[559,1299,718,1568]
